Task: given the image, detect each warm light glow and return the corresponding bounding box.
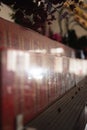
[27,67,47,80]
[81,60,87,76]
[29,49,47,54]
[50,48,64,55]
[69,58,87,82]
[24,53,30,70]
[54,57,63,73]
[7,50,30,73]
[69,58,76,74]
[7,50,17,71]
[38,1,41,6]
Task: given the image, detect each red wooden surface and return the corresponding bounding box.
[0,18,86,130]
[1,51,16,130]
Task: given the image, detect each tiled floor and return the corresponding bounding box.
[24,78,87,130]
